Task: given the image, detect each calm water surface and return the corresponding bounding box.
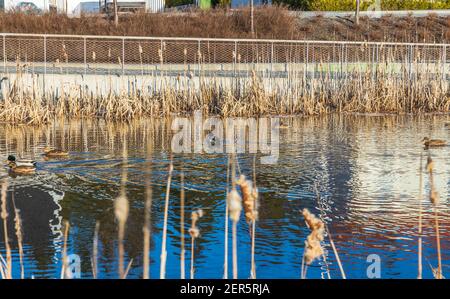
[0,115,449,279]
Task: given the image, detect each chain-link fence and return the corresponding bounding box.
[1,33,448,79]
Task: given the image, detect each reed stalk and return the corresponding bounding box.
[228,155,242,279]
[180,173,186,279]
[60,221,70,279]
[143,138,153,279]
[115,134,129,279]
[223,155,230,279]
[11,190,24,279]
[92,221,100,279]
[426,156,443,279]
[313,185,346,279]
[0,180,12,279]
[189,209,203,279]
[160,158,174,279]
[301,209,325,279]
[417,154,423,279]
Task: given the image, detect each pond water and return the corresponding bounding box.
[0,114,449,279]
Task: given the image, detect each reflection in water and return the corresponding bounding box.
[0,115,449,279]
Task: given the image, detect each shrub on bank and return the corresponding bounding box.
[307,0,450,11]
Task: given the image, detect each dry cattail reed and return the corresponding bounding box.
[0,180,12,279]
[228,156,242,279]
[115,132,129,279]
[160,159,174,279]
[313,185,346,279]
[189,209,203,279]
[223,156,231,279]
[417,154,423,279]
[236,173,258,279]
[180,173,186,279]
[60,221,70,279]
[12,192,25,279]
[426,156,443,279]
[92,221,100,279]
[301,208,325,279]
[143,138,153,279]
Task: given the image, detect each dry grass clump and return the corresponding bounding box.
[0,8,299,40]
[301,208,325,279]
[1,9,450,42]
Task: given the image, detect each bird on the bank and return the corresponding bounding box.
[43,147,69,157]
[6,155,36,167]
[422,137,447,147]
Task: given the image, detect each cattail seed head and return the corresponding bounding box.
[302,209,325,265]
[426,157,434,173]
[114,195,129,224]
[236,175,258,223]
[228,189,242,223]
[189,209,203,239]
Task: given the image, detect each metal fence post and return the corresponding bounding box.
[43,36,47,91]
[305,42,309,80]
[3,35,6,74]
[198,39,201,76]
[122,38,125,76]
[443,45,447,81]
[270,42,274,77]
[84,37,87,76]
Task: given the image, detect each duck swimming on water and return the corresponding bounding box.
[43,147,69,158]
[7,155,36,167]
[9,164,36,174]
[422,137,447,147]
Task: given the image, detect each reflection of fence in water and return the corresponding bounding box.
[0,33,448,78]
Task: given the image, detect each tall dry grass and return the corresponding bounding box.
[1,60,449,125]
[1,8,449,43]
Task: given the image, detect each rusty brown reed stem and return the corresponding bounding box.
[0,180,12,279]
[143,138,153,279]
[60,221,70,279]
[426,156,442,279]
[160,158,174,279]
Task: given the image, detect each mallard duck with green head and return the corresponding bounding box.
[7,155,36,167]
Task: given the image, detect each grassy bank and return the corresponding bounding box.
[1,7,450,43]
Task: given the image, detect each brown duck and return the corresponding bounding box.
[422,137,447,147]
[9,164,36,174]
[44,147,69,157]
